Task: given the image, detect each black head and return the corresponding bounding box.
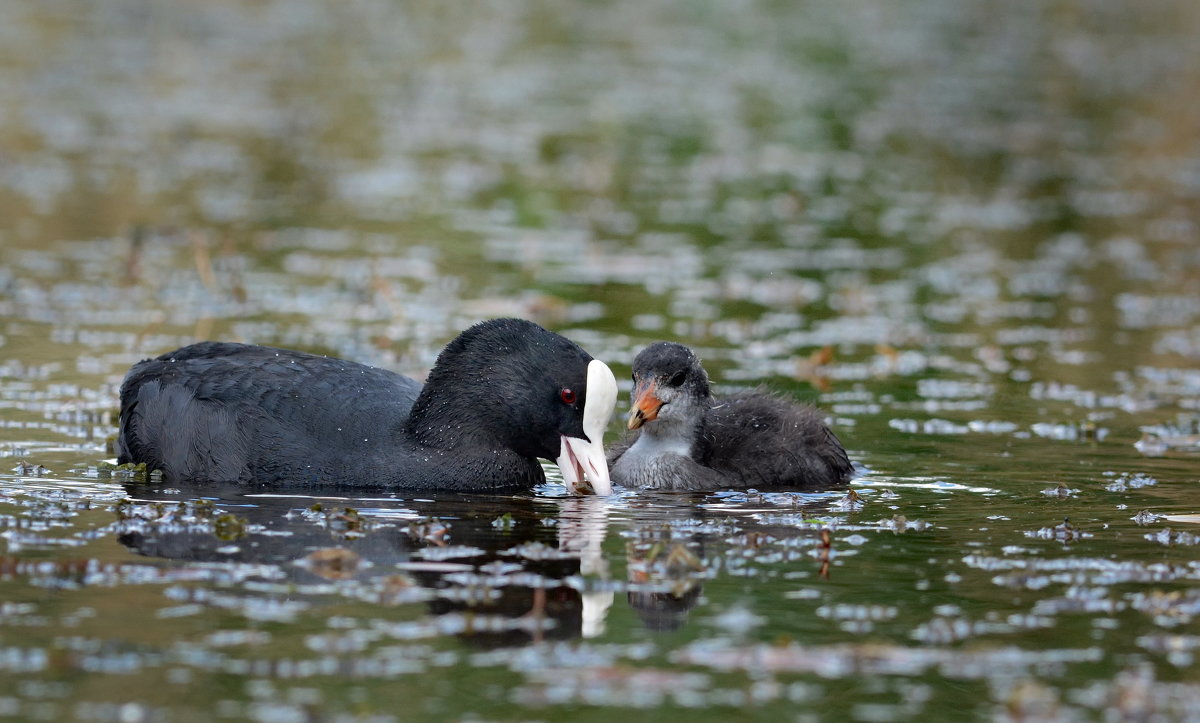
[409,319,616,493]
[627,341,712,431]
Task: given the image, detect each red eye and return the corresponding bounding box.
[560,388,576,404]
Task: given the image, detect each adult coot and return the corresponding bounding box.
[116,318,618,494]
[608,342,852,491]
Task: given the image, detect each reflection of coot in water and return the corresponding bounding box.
[116,485,594,646]
[610,342,853,491]
[116,318,617,494]
[623,503,709,634]
[620,490,848,634]
[628,587,703,633]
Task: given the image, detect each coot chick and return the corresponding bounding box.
[608,342,852,491]
[116,318,618,494]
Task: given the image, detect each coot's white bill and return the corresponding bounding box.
[558,359,617,495]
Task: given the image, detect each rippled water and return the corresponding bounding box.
[2,0,1200,720]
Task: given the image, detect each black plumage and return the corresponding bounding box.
[116,318,616,492]
[608,342,853,491]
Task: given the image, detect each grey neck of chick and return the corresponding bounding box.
[643,386,712,453]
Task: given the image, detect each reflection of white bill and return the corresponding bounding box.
[557,495,614,637]
[1163,514,1200,524]
[581,590,614,639]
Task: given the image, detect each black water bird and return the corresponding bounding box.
[116,318,617,493]
[608,342,852,491]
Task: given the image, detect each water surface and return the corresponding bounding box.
[2,0,1200,720]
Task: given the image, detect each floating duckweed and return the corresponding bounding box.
[832,490,865,512]
[405,518,450,544]
[1041,483,1080,498]
[1025,518,1091,543]
[213,514,249,541]
[298,547,365,580]
[11,461,51,476]
[323,507,366,538]
[94,461,156,482]
[1132,510,1163,525]
[113,498,135,520]
[1104,473,1158,493]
